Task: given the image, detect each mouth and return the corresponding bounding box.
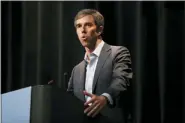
[81,36,87,40]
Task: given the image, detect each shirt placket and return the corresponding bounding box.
[85,54,96,102]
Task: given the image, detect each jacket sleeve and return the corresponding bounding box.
[105,46,133,107]
[67,67,76,94]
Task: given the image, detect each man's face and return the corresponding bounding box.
[75,15,99,49]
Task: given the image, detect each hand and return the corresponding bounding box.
[83,91,107,118]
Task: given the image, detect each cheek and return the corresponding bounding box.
[91,29,98,36]
[76,32,81,38]
[76,30,79,35]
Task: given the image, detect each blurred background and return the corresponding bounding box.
[1,1,185,123]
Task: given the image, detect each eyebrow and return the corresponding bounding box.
[76,22,93,27]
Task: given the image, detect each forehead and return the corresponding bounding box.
[75,15,95,25]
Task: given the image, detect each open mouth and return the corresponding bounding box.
[81,36,87,40]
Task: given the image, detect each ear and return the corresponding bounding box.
[97,26,104,35]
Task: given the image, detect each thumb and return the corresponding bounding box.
[83,91,93,97]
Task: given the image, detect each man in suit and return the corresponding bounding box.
[67,9,133,123]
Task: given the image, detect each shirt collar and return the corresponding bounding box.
[84,40,105,61]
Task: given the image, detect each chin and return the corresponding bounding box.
[81,42,89,47]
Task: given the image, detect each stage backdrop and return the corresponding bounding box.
[2,1,185,123]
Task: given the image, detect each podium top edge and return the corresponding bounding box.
[2,85,63,94]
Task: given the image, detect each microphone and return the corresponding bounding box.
[48,80,54,85]
[47,72,68,90]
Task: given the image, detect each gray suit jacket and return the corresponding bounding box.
[67,43,133,123]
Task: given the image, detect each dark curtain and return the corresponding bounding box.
[2,1,185,123]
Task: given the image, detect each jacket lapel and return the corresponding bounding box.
[92,43,111,92]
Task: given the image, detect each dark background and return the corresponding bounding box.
[1,1,185,123]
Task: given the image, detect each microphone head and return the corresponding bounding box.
[48,80,54,85]
[64,72,68,76]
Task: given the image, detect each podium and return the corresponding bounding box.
[2,85,123,123]
[2,85,86,123]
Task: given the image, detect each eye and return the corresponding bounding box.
[76,24,81,28]
[86,23,92,27]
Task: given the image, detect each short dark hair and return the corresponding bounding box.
[74,9,104,29]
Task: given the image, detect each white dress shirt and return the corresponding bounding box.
[84,40,113,105]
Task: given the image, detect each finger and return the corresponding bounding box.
[87,103,101,117]
[84,98,95,106]
[92,104,102,118]
[83,91,94,97]
[84,100,98,113]
[84,100,98,114]
[85,101,99,116]
[84,105,92,114]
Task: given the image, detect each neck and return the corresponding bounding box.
[85,39,102,54]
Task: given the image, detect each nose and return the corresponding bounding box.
[81,26,86,33]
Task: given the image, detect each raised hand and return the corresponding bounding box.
[83,91,107,117]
